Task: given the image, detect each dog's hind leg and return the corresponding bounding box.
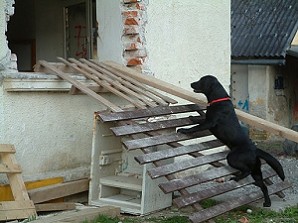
[227,151,251,181]
[251,162,271,207]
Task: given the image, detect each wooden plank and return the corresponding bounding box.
[0,144,15,153]
[35,202,76,212]
[69,83,106,94]
[0,163,21,173]
[173,168,277,208]
[123,130,212,150]
[38,60,122,112]
[98,104,205,122]
[68,58,156,108]
[148,151,228,179]
[0,177,63,201]
[28,178,89,204]
[104,61,298,143]
[29,206,120,223]
[189,181,292,223]
[81,59,170,106]
[58,58,147,109]
[111,116,204,136]
[95,61,178,104]
[0,200,36,221]
[159,165,236,193]
[135,139,223,164]
[1,153,31,201]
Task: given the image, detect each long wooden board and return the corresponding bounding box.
[38,60,122,112]
[135,139,223,164]
[159,165,236,193]
[123,130,212,150]
[68,58,157,108]
[189,181,292,223]
[148,151,228,179]
[0,200,36,220]
[57,58,147,109]
[111,116,204,136]
[82,59,170,106]
[104,61,298,143]
[28,178,89,204]
[93,60,178,104]
[29,206,120,223]
[98,104,204,122]
[173,168,277,208]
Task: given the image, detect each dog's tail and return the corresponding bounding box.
[256,148,285,181]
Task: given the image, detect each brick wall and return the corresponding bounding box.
[121,0,148,71]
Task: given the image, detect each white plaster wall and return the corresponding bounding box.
[0,78,125,182]
[96,0,123,63]
[146,0,231,94]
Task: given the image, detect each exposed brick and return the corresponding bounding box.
[122,10,139,17]
[123,42,143,50]
[126,58,143,66]
[136,3,145,10]
[122,34,141,43]
[123,25,140,35]
[124,49,147,58]
[124,17,139,25]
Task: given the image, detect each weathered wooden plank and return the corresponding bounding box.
[29,206,120,223]
[96,61,178,105]
[58,58,147,109]
[35,202,76,212]
[81,59,169,106]
[189,181,292,223]
[135,139,223,164]
[0,144,15,153]
[148,151,228,179]
[123,130,212,150]
[0,200,36,221]
[28,178,89,204]
[173,168,277,208]
[69,58,157,108]
[0,163,21,173]
[1,153,31,201]
[104,61,298,143]
[159,165,236,194]
[111,116,204,136]
[38,60,122,112]
[98,104,205,122]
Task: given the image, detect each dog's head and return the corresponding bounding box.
[191,75,219,94]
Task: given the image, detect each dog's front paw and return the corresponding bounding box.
[177,128,189,134]
[229,176,239,182]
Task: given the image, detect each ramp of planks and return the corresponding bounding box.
[96,104,291,223]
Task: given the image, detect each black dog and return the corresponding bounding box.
[177,75,285,207]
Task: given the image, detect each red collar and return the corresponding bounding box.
[208,97,231,106]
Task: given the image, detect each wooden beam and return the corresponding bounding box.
[35,202,76,212]
[104,61,298,143]
[28,178,89,204]
[38,60,122,112]
[28,206,120,223]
